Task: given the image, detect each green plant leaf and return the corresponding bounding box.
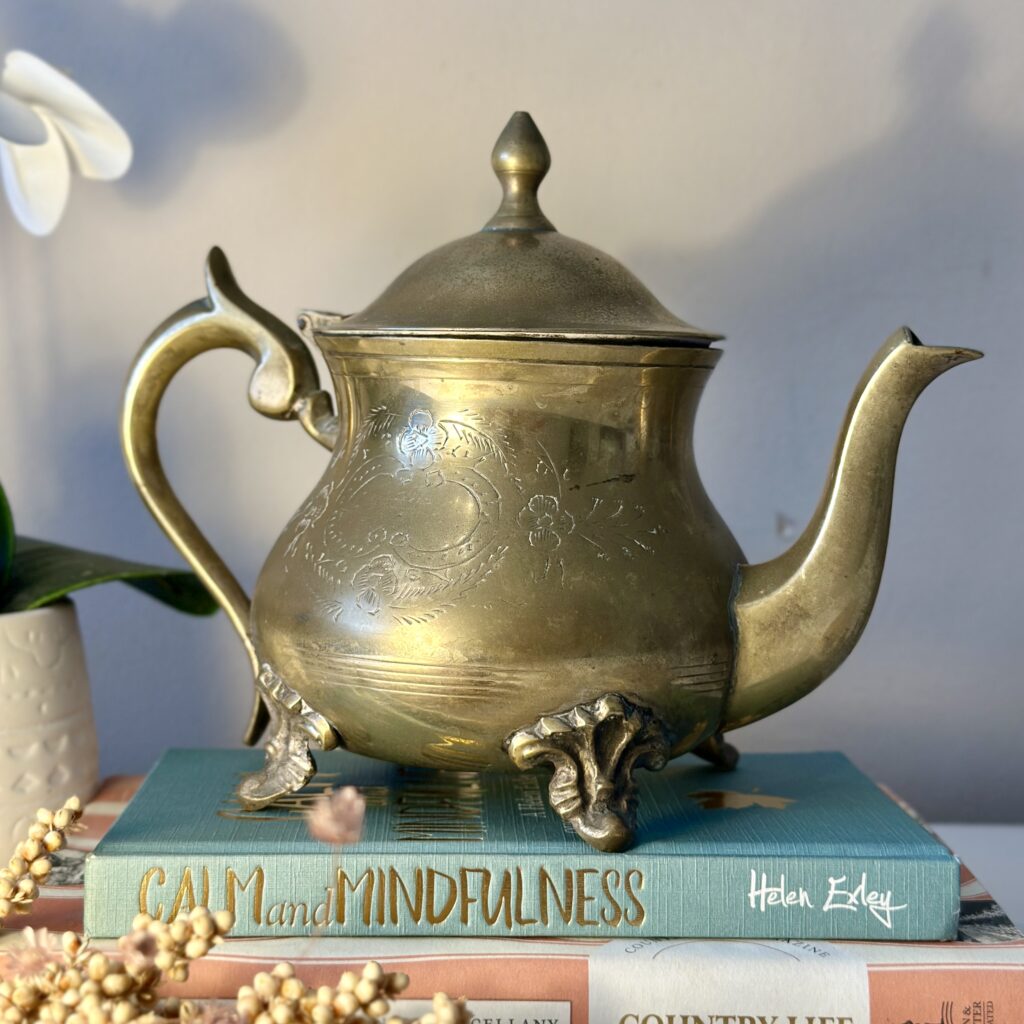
[2,536,219,615]
[0,481,13,594]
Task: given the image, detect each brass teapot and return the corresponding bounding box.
[122,113,980,851]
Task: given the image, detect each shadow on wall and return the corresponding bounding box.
[638,4,1023,569]
[0,0,305,199]
[632,7,1024,820]
[0,0,307,769]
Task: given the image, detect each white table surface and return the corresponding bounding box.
[934,823,1024,929]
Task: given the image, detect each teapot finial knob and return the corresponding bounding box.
[483,111,556,233]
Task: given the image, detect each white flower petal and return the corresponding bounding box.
[2,50,131,180]
[0,90,47,145]
[0,116,70,235]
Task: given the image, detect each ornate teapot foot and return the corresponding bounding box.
[505,693,669,853]
[692,732,740,771]
[237,665,339,811]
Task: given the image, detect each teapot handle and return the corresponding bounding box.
[121,248,340,745]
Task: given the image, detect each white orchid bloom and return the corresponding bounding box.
[0,50,131,235]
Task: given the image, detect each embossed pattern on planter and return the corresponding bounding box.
[0,604,99,843]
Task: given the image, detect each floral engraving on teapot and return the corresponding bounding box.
[283,405,513,626]
[282,404,665,621]
[519,442,666,583]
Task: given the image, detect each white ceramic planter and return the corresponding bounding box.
[0,602,99,844]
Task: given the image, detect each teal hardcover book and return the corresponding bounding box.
[84,749,959,941]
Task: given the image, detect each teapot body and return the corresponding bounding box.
[251,335,743,771]
[122,115,980,852]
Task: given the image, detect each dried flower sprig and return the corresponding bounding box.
[0,804,469,1024]
[235,960,470,1024]
[0,798,83,923]
[0,907,234,1023]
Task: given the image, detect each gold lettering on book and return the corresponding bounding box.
[539,867,573,924]
[226,866,265,925]
[575,868,599,926]
[169,866,210,919]
[336,868,373,925]
[138,867,166,917]
[267,900,309,927]
[426,869,458,923]
[624,868,645,926]
[601,868,624,926]
[134,863,648,930]
[388,866,423,923]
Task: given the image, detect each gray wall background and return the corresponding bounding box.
[0,1,1021,821]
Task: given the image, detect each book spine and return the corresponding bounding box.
[73,939,1024,1024]
[84,848,958,940]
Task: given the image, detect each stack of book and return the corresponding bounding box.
[3,750,1022,1022]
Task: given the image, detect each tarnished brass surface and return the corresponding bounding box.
[122,113,981,850]
[121,248,339,744]
[506,694,669,853]
[725,328,982,730]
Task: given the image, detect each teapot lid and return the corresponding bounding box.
[310,112,721,345]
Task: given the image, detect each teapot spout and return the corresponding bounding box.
[723,328,981,731]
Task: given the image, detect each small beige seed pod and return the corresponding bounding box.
[47,1003,70,1024]
[213,910,235,935]
[271,963,295,980]
[367,997,390,1018]
[0,878,14,900]
[16,877,38,900]
[131,913,152,931]
[101,974,134,998]
[35,809,54,826]
[7,857,27,876]
[29,858,52,880]
[353,977,378,1005]
[168,919,191,944]
[20,839,44,862]
[338,971,358,993]
[333,992,359,1016]
[27,823,48,842]
[86,953,110,981]
[184,937,210,960]
[43,832,65,854]
[253,973,278,1001]
[310,1006,332,1024]
[237,993,262,1020]
[280,978,305,1001]
[363,961,384,982]
[110,1002,136,1024]
[269,1003,294,1024]
[253,1013,273,1024]
[11,988,37,1011]
[153,950,176,972]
